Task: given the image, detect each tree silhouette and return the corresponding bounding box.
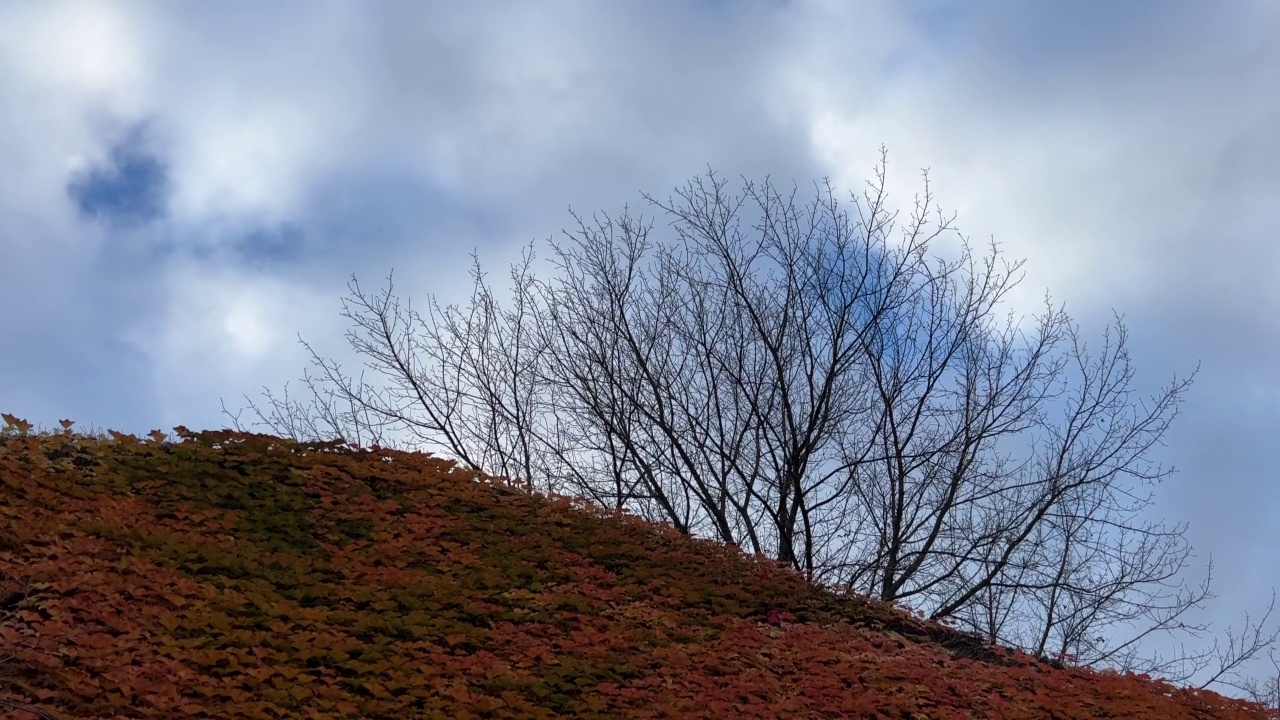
[226,148,1276,694]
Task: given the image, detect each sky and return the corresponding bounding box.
[1,0,1278,695]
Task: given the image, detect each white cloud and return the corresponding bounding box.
[788,3,1280,321]
[2,3,1279,691]
[121,258,351,428]
[0,0,148,103]
[140,4,376,227]
[0,0,155,252]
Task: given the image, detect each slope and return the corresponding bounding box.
[0,417,1273,719]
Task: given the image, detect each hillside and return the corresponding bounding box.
[0,415,1274,719]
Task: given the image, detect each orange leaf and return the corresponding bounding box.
[2,414,31,433]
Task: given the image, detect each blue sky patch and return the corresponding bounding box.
[67,124,170,226]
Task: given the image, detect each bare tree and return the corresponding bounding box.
[1231,648,1280,717]
[226,148,1276,694]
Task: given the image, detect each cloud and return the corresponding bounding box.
[121,257,348,429]
[0,1,154,250]
[1,0,1279,691]
[789,1,1280,319]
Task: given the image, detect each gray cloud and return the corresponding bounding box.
[0,0,1276,694]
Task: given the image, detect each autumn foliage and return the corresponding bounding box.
[0,413,1274,719]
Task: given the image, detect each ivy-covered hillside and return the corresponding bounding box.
[0,415,1274,718]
